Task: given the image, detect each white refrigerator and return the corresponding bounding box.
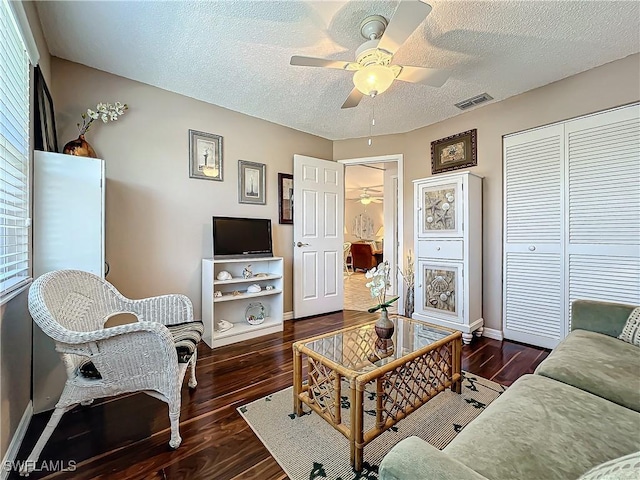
[32,150,105,413]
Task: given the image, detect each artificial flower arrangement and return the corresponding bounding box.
[64,101,129,157]
[365,261,399,313]
[77,102,128,135]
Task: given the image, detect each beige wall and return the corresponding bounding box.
[335,53,640,333]
[51,58,333,317]
[0,0,51,458]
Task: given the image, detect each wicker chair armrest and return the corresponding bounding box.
[54,321,171,345]
[124,294,194,326]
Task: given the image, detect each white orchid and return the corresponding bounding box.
[77,101,128,135]
[365,261,399,313]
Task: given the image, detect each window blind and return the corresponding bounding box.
[0,0,30,298]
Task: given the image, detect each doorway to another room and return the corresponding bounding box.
[340,154,403,314]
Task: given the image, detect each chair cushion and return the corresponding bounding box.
[168,321,204,363]
[535,329,640,411]
[79,321,204,379]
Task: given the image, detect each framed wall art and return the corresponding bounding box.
[278,173,293,224]
[238,160,266,205]
[189,129,223,181]
[431,129,477,175]
[34,66,58,153]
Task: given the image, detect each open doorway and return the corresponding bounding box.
[339,154,403,314]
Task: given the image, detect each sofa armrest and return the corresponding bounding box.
[379,437,489,480]
[571,300,636,337]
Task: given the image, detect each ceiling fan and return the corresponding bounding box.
[356,188,383,205]
[290,0,449,109]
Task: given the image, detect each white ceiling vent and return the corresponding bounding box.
[455,93,494,110]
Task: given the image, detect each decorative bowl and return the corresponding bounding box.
[245,302,266,325]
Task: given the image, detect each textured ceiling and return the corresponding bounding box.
[345,164,385,199]
[36,1,640,140]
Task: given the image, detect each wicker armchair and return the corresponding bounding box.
[22,270,201,476]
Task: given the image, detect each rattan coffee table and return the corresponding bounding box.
[292,316,462,471]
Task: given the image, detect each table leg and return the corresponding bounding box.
[293,347,303,416]
[452,337,462,394]
[353,386,365,472]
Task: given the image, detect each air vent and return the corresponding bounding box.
[455,93,494,110]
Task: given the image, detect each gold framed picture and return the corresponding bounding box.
[431,129,477,175]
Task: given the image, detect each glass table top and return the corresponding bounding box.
[301,316,454,375]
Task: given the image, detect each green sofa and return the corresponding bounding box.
[379,300,640,480]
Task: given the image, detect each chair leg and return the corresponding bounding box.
[168,410,182,449]
[19,405,73,476]
[188,350,198,388]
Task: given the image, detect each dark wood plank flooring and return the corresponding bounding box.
[12,311,549,480]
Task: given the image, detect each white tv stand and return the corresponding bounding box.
[202,256,284,348]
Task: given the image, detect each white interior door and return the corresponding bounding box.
[293,155,344,318]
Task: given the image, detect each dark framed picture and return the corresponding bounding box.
[189,129,223,181]
[278,173,293,224]
[238,160,266,205]
[34,66,58,152]
[431,129,477,175]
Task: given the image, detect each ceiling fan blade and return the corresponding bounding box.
[395,66,449,87]
[341,87,364,109]
[290,56,355,70]
[377,0,432,56]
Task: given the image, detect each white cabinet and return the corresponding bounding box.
[503,103,640,349]
[413,171,483,344]
[32,151,105,413]
[202,257,284,348]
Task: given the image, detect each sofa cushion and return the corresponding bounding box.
[619,307,640,347]
[535,329,640,411]
[578,451,640,480]
[443,374,640,480]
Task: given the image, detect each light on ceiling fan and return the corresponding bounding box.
[353,64,395,96]
[360,196,373,205]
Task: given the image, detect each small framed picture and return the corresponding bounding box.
[431,129,477,175]
[278,173,293,224]
[238,160,266,205]
[189,129,223,181]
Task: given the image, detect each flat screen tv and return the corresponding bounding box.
[213,216,273,259]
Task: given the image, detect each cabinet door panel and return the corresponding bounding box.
[415,261,463,323]
[416,178,463,238]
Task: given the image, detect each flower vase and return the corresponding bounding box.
[405,285,415,318]
[63,134,97,158]
[374,308,395,339]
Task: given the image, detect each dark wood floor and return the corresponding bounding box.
[13,311,549,480]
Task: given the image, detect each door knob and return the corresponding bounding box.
[296,242,309,247]
[528,245,536,251]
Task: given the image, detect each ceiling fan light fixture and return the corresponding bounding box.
[353,64,394,96]
[360,196,373,205]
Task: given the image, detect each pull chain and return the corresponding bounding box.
[368,101,375,146]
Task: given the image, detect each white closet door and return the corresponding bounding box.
[566,104,640,326]
[503,125,565,348]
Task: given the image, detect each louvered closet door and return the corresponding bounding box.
[566,104,640,326]
[503,125,565,348]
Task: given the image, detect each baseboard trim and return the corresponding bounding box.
[1,401,33,480]
[482,327,504,341]
[283,311,294,321]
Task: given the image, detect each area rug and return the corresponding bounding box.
[238,373,506,480]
